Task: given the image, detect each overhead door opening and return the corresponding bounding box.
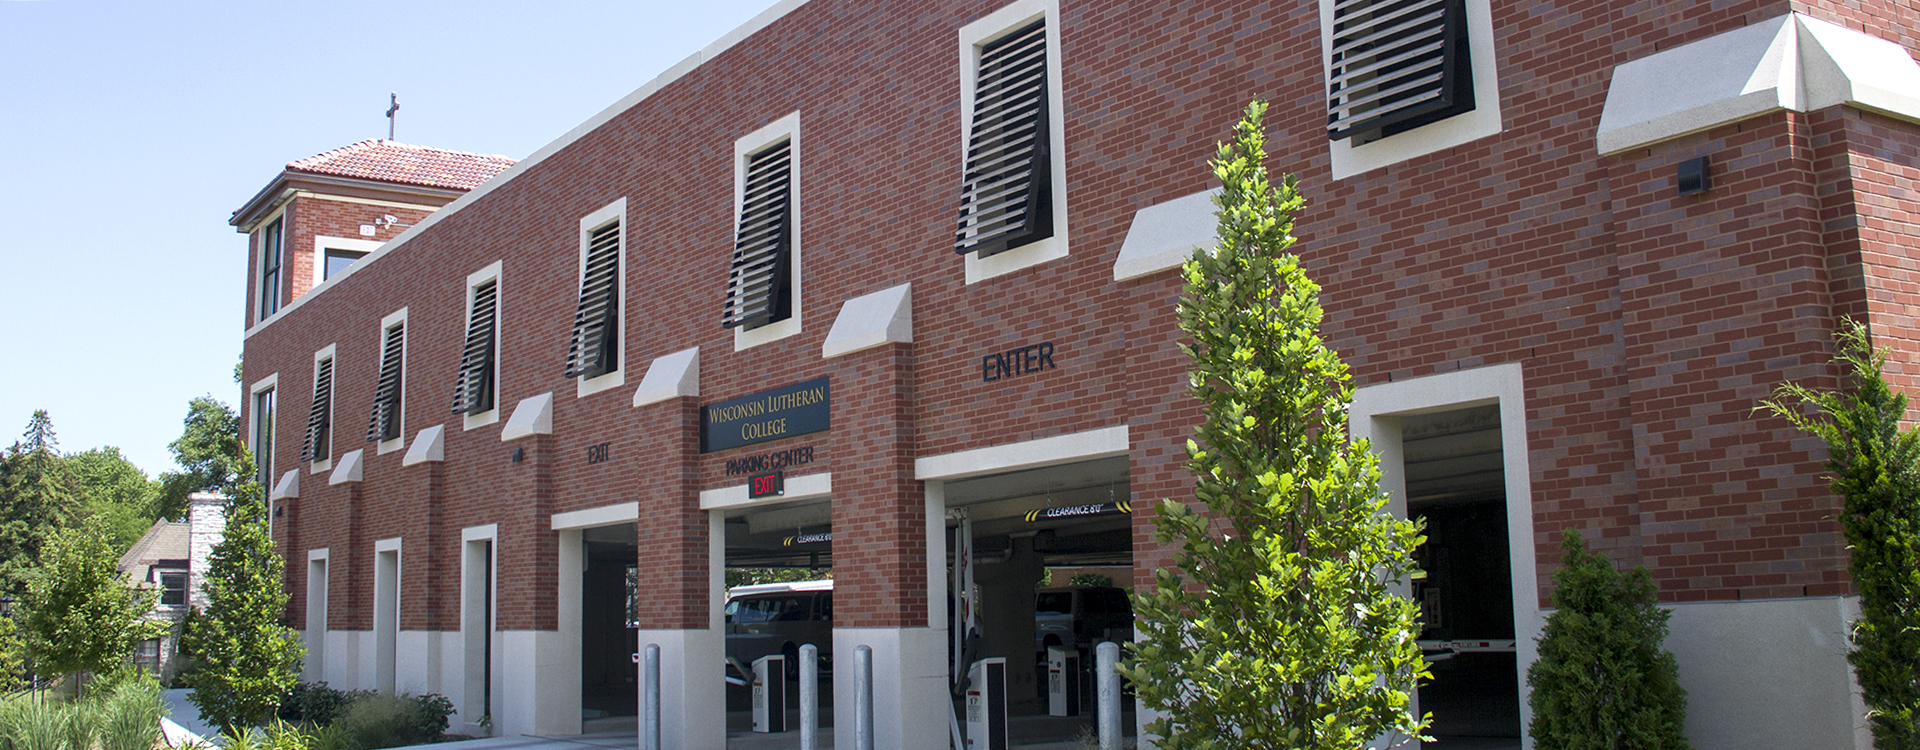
[722,497,833,744]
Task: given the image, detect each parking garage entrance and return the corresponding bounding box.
[581,523,639,722]
[721,496,834,744]
[944,456,1135,748]
[1401,406,1523,747]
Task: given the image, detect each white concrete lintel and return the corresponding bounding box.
[501,392,554,441]
[402,424,445,465]
[1113,189,1218,282]
[700,471,831,510]
[823,283,913,359]
[914,425,1129,481]
[271,469,300,500]
[329,449,365,485]
[551,502,640,530]
[633,346,701,407]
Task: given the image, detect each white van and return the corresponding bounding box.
[724,579,833,678]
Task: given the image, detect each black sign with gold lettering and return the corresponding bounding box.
[701,377,830,453]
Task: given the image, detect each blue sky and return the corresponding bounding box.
[0,0,782,476]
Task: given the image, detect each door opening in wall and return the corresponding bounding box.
[373,546,399,694]
[582,523,640,721]
[721,497,834,744]
[944,456,1136,748]
[1402,406,1522,747]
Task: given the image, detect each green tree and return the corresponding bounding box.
[67,447,163,554]
[183,445,302,734]
[0,411,81,595]
[0,607,28,691]
[1526,529,1690,749]
[21,517,164,692]
[1762,320,1920,748]
[1117,101,1429,750]
[157,396,242,521]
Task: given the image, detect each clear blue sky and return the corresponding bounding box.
[0,0,783,477]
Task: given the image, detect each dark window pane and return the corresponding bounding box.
[325,249,368,280]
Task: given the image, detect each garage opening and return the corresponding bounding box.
[1403,406,1522,748]
[945,456,1135,748]
[722,497,834,745]
[581,523,639,722]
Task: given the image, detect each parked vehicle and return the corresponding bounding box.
[724,579,833,679]
[1034,586,1134,654]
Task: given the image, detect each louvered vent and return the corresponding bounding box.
[723,141,793,331]
[954,20,1052,259]
[451,279,498,414]
[565,222,621,379]
[1326,0,1474,145]
[365,323,405,443]
[300,358,333,462]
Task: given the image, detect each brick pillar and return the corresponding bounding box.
[827,342,945,750]
[632,396,722,750]
[496,430,567,735]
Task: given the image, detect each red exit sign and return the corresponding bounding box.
[748,470,785,499]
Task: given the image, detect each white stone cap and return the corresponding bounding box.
[501,392,554,441]
[822,283,912,359]
[1113,188,1218,282]
[329,449,365,485]
[633,346,701,407]
[403,424,445,466]
[1597,13,1920,155]
[270,470,299,500]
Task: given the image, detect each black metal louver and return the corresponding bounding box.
[565,222,621,379]
[723,141,793,331]
[1327,0,1474,145]
[300,357,333,462]
[954,20,1052,259]
[365,322,405,443]
[451,279,498,414]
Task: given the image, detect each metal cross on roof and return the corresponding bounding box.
[386,92,399,142]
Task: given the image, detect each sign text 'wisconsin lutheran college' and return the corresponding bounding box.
[701,377,830,453]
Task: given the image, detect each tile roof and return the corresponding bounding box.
[118,519,189,575]
[286,140,517,192]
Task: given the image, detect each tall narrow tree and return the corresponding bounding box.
[1119,101,1429,749]
[182,445,302,733]
[0,411,80,595]
[1762,320,1920,748]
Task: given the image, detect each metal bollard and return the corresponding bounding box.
[643,643,661,750]
[854,645,874,750]
[1096,642,1121,750]
[800,644,819,750]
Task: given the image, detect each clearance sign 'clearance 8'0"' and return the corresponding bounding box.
[700,377,831,453]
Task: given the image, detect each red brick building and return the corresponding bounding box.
[233,1,1920,748]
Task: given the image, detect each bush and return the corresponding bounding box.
[97,678,167,750]
[277,681,369,727]
[332,692,451,750]
[1527,529,1690,749]
[0,700,71,750]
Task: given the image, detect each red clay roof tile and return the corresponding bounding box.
[287,139,516,191]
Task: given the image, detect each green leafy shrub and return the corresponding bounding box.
[1116,100,1429,749]
[276,681,369,727]
[1526,529,1690,749]
[1763,320,1920,749]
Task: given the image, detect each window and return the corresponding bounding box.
[257,218,284,321]
[727,112,802,350]
[1318,0,1501,178]
[956,20,1050,259]
[452,272,499,417]
[956,0,1068,283]
[366,313,406,447]
[724,140,794,332]
[325,249,368,280]
[1326,0,1473,146]
[566,199,625,395]
[301,350,335,466]
[159,569,188,606]
[250,376,277,490]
